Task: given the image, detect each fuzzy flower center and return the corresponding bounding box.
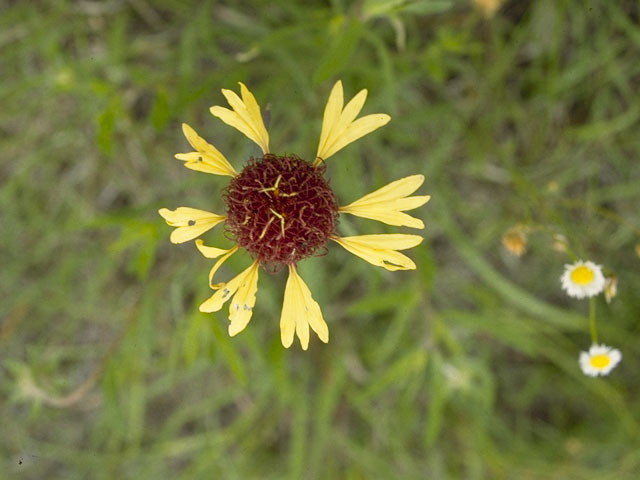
[589,354,611,369]
[224,154,338,266]
[570,265,594,285]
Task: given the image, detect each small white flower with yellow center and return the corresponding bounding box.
[560,260,605,299]
[579,344,622,377]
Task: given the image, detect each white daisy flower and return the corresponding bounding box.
[579,344,622,377]
[560,260,605,299]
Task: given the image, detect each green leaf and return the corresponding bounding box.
[363,0,452,18]
[358,349,428,400]
[424,352,446,447]
[313,17,363,84]
[96,103,116,156]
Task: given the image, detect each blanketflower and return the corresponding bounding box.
[579,344,622,377]
[560,260,605,299]
[159,81,430,350]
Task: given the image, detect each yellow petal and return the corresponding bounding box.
[168,220,222,244]
[182,123,213,153]
[316,80,344,160]
[339,175,431,228]
[392,196,432,210]
[280,265,329,350]
[227,260,260,337]
[194,240,240,288]
[175,155,237,176]
[176,124,238,177]
[296,311,310,351]
[210,83,269,154]
[174,152,202,162]
[340,207,425,229]
[239,82,267,141]
[344,175,425,206]
[158,207,222,225]
[210,248,239,288]
[321,114,391,160]
[335,89,368,135]
[316,81,390,161]
[158,207,226,244]
[317,88,369,163]
[195,239,233,259]
[221,88,251,124]
[332,234,423,271]
[199,260,258,315]
[344,233,423,250]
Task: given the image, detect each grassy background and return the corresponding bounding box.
[2,0,640,478]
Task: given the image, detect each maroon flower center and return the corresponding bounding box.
[224,154,339,266]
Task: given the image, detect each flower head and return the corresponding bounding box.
[224,154,338,266]
[501,225,527,257]
[579,344,622,377]
[560,260,605,299]
[159,81,429,349]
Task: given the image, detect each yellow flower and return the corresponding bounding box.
[159,81,429,350]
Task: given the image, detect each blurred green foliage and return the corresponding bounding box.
[1,0,640,478]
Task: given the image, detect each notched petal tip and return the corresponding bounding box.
[279,265,328,351]
[209,85,270,154]
[317,82,391,160]
[332,234,422,271]
[281,337,294,349]
[339,173,430,229]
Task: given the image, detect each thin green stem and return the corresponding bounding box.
[589,297,598,344]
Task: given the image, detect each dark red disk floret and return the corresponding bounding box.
[224,154,339,266]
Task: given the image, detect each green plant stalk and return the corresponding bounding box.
[589,297,598,344]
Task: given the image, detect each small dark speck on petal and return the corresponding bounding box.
[188,220,196,226]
